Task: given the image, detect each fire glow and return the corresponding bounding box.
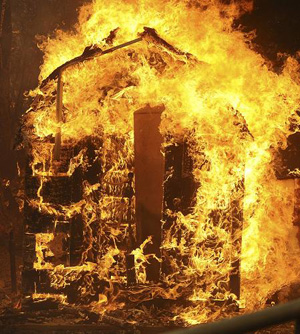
[21,0,300,327]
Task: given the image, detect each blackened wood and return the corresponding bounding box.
[36,270,57,294]
[24,175,39,199]
[70,214,84,266]
[23,233,36,270]
[21,269,38,294]
[134,104,165,282]
[82,137,102,185]
[52,144,74,173]
[162,141,197,277]
[49,221,71,266]
[71,166,83,202]
[22,297,59,311]
[41,176,73,205]
[23,269,58,295]
[23,202,55,233]
[65,273,110,304]
[163,142,197,215]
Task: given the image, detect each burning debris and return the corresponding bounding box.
[14,0,300,327]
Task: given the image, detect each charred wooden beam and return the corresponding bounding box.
[40,38,143,88]
[126,253,136,285]
[21,269,38,295]
[23,233,36,271]
[163,141,197,215]
[70,214,84,266]
[39,27,196,91]
[139,27,195,61]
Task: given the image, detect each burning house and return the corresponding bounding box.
[11,0,300,328]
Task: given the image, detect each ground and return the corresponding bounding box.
[0,243,297,334]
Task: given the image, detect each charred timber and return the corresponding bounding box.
[40,27,195,90]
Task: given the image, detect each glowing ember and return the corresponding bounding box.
[21,0,300,327]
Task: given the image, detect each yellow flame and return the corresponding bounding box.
[22,0,300,326]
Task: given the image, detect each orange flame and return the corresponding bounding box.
[22,0,300,326]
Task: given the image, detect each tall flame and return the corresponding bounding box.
[22,0,300,326]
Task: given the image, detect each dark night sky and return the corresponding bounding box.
[239,0,300,61]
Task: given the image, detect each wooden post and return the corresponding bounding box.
[54,70,63,160]
[134,104,165,282]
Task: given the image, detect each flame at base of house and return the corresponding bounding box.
[19,0,300,327]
